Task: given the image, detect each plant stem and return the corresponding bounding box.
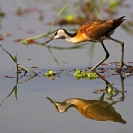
[21,4,69,44]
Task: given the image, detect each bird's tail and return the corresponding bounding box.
[112,16,125,28]
[117,16,126,22]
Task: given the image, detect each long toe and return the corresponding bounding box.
[91,68,96,73]
[114,62,126,73]
[123,63,133,68]
[113,67,122,73]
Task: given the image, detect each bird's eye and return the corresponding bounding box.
[54,32,57,36]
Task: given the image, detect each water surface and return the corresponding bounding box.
[0,0,133,133]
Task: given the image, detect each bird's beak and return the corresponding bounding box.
[46,97,59,111]
[44,36,54,44]
[47,97,55,104]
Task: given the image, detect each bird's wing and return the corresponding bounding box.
[79,20,114,40]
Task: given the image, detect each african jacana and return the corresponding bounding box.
[45,16,126,72]
[47,96,126,124]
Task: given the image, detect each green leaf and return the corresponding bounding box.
[75,69,81,74]
[64,14,75,21]
[18,74,37,84]
[0,45,16,63]
[44,70,56,77]
[73,73,77,77]
[15,86,18,100]
[76,77,81,81]
[48,70,54,75]
[6,85,17,100]
[0,85,18,105]
[18,64,38,75]
[44,73,49,76]
[14,54,17,63]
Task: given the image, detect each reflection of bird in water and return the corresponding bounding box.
[47,96,126,124]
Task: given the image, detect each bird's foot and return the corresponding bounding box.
[113,62,133,73]
[123,63,132,68]
[113,62,124,73]
[113,68,122,73]
[90,68,96,73]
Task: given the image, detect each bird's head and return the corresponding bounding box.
[45,29,67,44]
[47,97,74,113]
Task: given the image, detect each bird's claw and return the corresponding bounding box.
[113,62,133,73]
[91,69,96,73]
[113,68,122,73]
[124,63,132,68]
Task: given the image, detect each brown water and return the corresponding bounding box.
[0,0,133,133]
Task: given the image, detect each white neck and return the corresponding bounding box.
[63,32,79,44]
[65,36,78,44]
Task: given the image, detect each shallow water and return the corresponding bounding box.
[0,0,133,133]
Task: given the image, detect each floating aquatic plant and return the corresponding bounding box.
[44,70,56,80]
[73,69,98,80]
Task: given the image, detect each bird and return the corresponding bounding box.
[47,96,126,124]
[44,16,126,72]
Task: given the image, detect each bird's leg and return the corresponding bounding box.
[108,36,127,72]
[91,41,110,72]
